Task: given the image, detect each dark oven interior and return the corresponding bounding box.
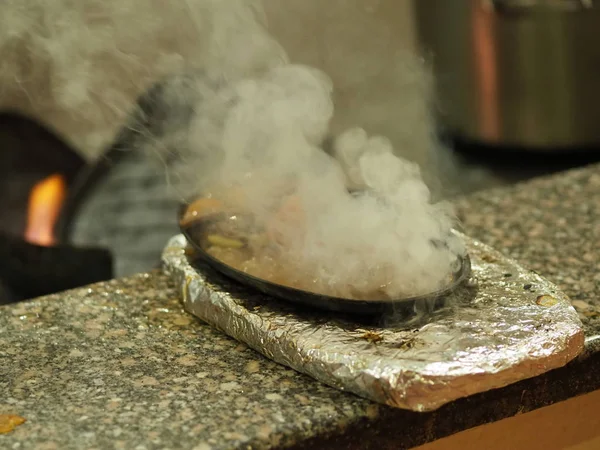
[0,81,181,304]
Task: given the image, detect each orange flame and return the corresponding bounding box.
[24,174,67,246]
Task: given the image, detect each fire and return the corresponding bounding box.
[24,174,67,246]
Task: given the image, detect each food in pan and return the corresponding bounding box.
[181,192,462,301]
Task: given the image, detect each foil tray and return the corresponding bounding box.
[162,234,584,412]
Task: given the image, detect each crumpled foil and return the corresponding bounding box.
[162,234,584,412]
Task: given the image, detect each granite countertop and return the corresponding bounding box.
[1,163,600,450]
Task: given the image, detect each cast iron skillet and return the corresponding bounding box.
[179,201,472,316]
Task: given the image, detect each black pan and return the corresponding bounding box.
[179,203,471,316]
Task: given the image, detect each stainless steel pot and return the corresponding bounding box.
[414,0,600,150]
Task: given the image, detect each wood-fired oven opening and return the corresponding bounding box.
[0,112,113,304]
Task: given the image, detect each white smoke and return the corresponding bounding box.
[0,0,465,298]
[0,0,283,157]
[180,65,464,298]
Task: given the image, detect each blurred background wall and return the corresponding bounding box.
[0,0,425,164]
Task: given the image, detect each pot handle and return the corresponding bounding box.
[484,0,595,13]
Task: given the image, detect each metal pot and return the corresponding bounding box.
[414,0,600,150]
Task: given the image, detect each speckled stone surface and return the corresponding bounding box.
[0,274,378,450]
[1,163,600,449]
[456,163,600,351]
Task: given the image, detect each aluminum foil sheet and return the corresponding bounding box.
[162,234,584,412]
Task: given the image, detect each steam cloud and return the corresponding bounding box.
[0,0,285,156]
[179,65,465,298]
[0,0,465,298]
